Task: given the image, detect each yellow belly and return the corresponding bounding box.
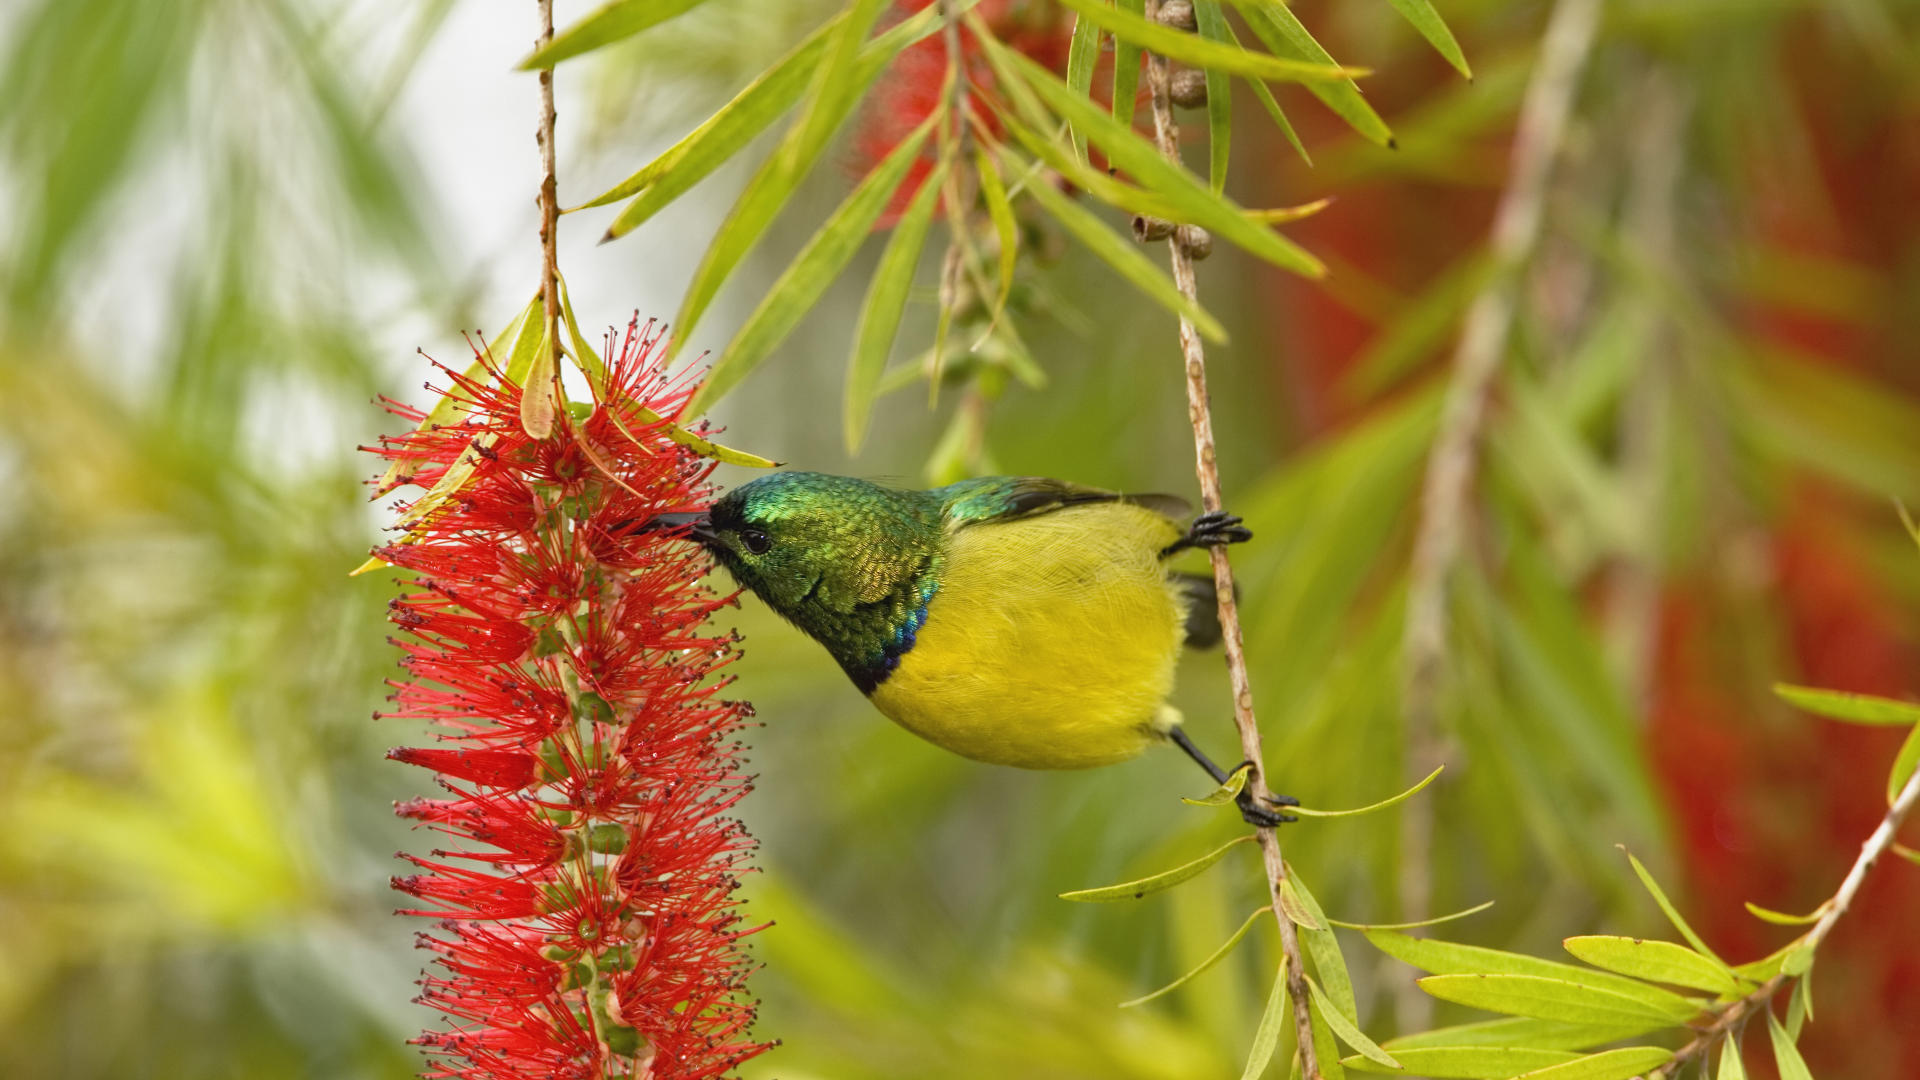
[867,501,1187,770]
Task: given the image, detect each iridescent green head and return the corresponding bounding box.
[689,472,945,691]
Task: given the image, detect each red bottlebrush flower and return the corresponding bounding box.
[369,319,772,1080]
[855,0,1080,225]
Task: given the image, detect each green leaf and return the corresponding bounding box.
[1561,936,1744,996]
[1717,1034,1748,1080]
[1112,0,1143,133]
[1743,900,1828,926]
[1780,940,1814,978]
[993,105,1190,221]
[689,112,936,414]
[1732,939,1808,984]
[1512,1047,1675,1080]
[1384,0,1470,79]
[1416,974,1700,1026]
[983,41,1325,277]
[1239,967,1290,1080]
[1291,765,1443,818]
[1224,19,1309,164]
[1345,1047,1576,1077]
[1892,841,1920,867]
[1057,0,1360,84]
[519,0,709,69]
[1366,931,1687,1003]
[1326,899,1494,931]
[664,0,925,351]
[1012,148,1229,340]
[1766,1010,1815,1080]
[974,144,1019,327]
[1309,977,1398,1068]
[1772,683,1920,726]
[1889,720,1920,807]
[1058,834,1253,902]
[1065,12,1101,162]
[1308,992,1349,1080]
[369,294,537,496]
[1785,964,1811,1040]
[578,11,842,213]
[1276,877,1324,930]
[1288,868,1357,1024]
[1623,849,1728,967]
[1194,1,1233,193]
[1385,1017,1663,1053]
[844,161,944,453]
[1228,0,1394,147]
[1121,905,1270,1007]
[1183,761,1253,806]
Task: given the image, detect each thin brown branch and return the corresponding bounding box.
[1139,1,1319,1073]
[1652,760,1920,1078]
[532,0,564,434]
[1394,0,1602,1030]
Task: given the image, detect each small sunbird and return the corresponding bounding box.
[640,471,1294,827]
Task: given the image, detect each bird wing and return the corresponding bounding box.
[937,476,1190,530]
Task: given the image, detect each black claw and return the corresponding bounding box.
[1237,792,1297,828]
[1264,793,1301,807]
[1163,510,1255,558]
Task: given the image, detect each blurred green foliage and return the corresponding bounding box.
[3,0,1918,1078]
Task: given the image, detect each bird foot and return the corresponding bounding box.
[1162,511,1254,558]
[1230,759,1297,828]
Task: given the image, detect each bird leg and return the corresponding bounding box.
[1160,511,1254,558]
[1168,726,1297,827]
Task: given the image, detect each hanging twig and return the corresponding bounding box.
[528,0,565,437]
[1394,0,1601,1029]
[1139,2,1320,1072]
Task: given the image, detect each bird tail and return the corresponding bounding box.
[1170,572,1232,649]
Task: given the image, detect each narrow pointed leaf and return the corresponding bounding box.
[1229,0,1393,147]
[1184,761,1253,806]
[1772,683,1920,726]
[1239,967,1290,1080]
[1015,151,1228,340]
[690,114,936,414]
[974,145,1019,326]
[519,323,559,438]
[1732,939,1808,984]
[1288,868,1356,1023]
[1058,0,1360,84]
[1717,1035,1748,1080]
[1892,841,1920,867]
[1291,765,1443,818]
[1226,20,1310,164]
[1888,720,1920,806]
[1308,995,1349,1080]
[1194,0,1233,193]
[994,106,1189,220]
[1065,12,1101,162]
[1277,877,1324,930]
[984,40,1325,276]
[1326,899,1493,931]
[1309,977,1399,1068]
[1112,0,1144,133]
[1121,905,1270,1006]
[845,160,944,453]
[1367,931,1682,1002]
[1512,1047,1674,1080]
[1624,849,1727,966]
[520,0,709,69]
[1247,199,1333,225]
[1785,967,1810,1039]
[1384,0,1471,79]
[1561,936,1744,995]
[370,295,537,497]
[1766,1011,1815,1080]
[1058,834,1253,901]
[1385,1017,1663,1053]
[1345,1047,1576,1076]
[1743,900,1828,926]
[1417,974,1700,1026]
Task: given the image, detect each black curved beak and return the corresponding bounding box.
[620,511,718,547]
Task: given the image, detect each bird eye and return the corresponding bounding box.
[740,528,772,555]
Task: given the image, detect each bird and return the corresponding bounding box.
[636,471,1294,827]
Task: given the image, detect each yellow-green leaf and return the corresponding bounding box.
[689,112,937,415]
[1384,0,1470,79]
[519,0,709,69]
[1225,19,1309,164]
[1228,0,1393,147]
[1512,1047,1674,1080]
[974,144,1018,327]
[1766,1011,1814,1080]
[1889,720,1920,806]
[1384,1017,1663,1053]
[1892,841,1920,867]
[1326,899,1493,931]
[1246,198,1333,225]
[1276,876,1324,930]
[1183,761,1253,806]
[1194,0,1233,193]
[519,321,559,439]
[1112,0,1144,133]
[1718,1034,1748,1080]
[982,38,1326,277]
[1289,868,1357,1023]
[1345,1047,1575,1077]
[845,160,944,453]
[1013,149,1228,340]
[1058,834,1254,902]
[1239,967,1291,1080]
[1057,0,1360,84]
[1743,900,1829,926]
[1309,977,1399,1068]
[1065,11,1101,162]
[1416,974,1699,1027]
[1121,905,1270,1007]
[1290,765,1443,818]
[1773,683,1920,726]
[1367,931,1680,1003]
[1561,936,1744,996]
[1624,849,1727,967]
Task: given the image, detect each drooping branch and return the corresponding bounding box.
[530,0,565,436]
[1139,2,1320,1072]
[1394,0,1601,1028]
